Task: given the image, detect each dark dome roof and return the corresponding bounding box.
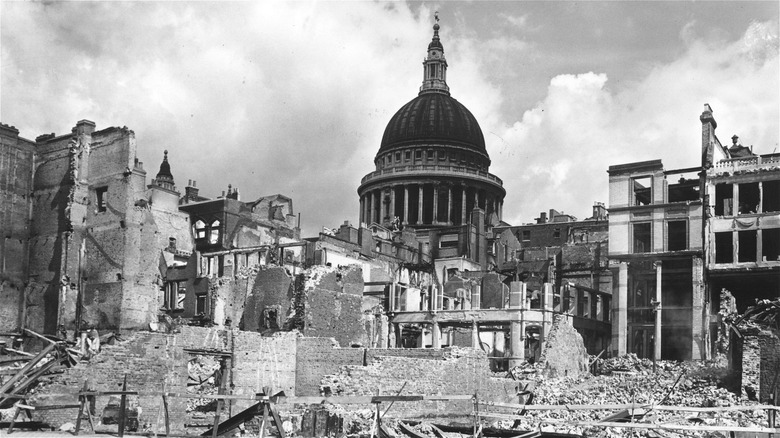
[379,93,486,155]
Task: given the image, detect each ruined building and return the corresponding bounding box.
[0,120,303,337]
[493,205,612,355]
[608,104,780,361]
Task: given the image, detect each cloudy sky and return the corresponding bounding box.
[2,1,778,236]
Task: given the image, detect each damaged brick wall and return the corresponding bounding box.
[0,124,34,332]
[295,337,364,396]
[320,348,519,421]
[731,324,780,402]
[539,314,589,378]
[291,265,370,347]
[241,266,294,332]
[30,326,297,432]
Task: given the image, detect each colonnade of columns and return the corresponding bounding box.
[359,182,503,226]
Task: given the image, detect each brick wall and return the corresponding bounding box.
[295,337,364,396]
[320,348,520,422]
[734,325,780,402]
[30,326,296,432]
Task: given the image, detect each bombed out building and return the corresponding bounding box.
[608,104,780,361]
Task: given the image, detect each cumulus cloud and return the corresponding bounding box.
[490,19,779,225]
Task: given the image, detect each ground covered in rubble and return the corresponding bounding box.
[394,355,767,438]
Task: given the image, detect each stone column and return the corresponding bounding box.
[654,261,662,363]
[461,186,468,224]
[431,321,441,349]
[359,196,364,224]
[471,320,480,349]
[433,185,439,223]
[418,185,424,225]
[370,190,376,224]
[614,262,628,356]
[390,186,396,222]
[474,189,479,209]
[404,185,410,224]
[447,186,453,224]
[509,320,523,368]
[499,200,503,221]
[509,281,524,309]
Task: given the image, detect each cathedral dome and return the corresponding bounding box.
[378,93,486,155]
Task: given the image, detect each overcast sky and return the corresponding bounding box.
[2,1,778,236]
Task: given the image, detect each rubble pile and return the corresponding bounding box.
[500,355,765,437]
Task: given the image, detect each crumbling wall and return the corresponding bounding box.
[295,265,369,347]
[732,324,780,402]
[241,266,294,332]
[295,337,364,396]
[539,314,589,378]
[320,347,519,421]
[30,326,295,432]
[232,330,299,412]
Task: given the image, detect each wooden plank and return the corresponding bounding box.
[478,401,780,413]
[475,412,780,433]
[0,342,56,396]
[1,348,34,357]
[23,328,58,345]
[398,422,429,438]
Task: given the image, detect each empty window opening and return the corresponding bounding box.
[715,232,733,263]
[195,293,207,315]
[405,150,411,161]
[632,176,652,206]
[395,152,401,162]
[715,184,734,216]
[763,180,780,213]
[439,234,459,249]
[667,220,687,251]
[737,230,758,263]
[209,220,221,245]
[763,228,780,262]
[415,150,422,160]
[738,182,760,214]
[96,187,108,212]
[262,308,280,330]
[668,174,700,203]
[427,149,434,161]
[164,280,186,311]
[194,220,206,239]
[521,230,530,241]
[553,228,561,239]
[633,223,651,253]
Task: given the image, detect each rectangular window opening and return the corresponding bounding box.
[667,220,687,251]
[405,150,411,161]
[553,228,561,239]
[763,180,780,213]
[395,152,401,162]
[715,232,733,263]
[632,176,652,206]
[521,230,530,241]
[96,186,108,212]
[714,183,733,216]
[667,173,700,203]
[738,182,760,214]
[415,150,422,160]
[738,230,757,262]
[195,294,207,315]
[633,223,651,253]
[762,228,780,262]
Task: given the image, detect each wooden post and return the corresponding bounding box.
[7,405,21,433]
[472,392,480,438]
[259,400,270,438]
[162,390,170,437]
[118,375,127,437]
[74,381,88,435]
